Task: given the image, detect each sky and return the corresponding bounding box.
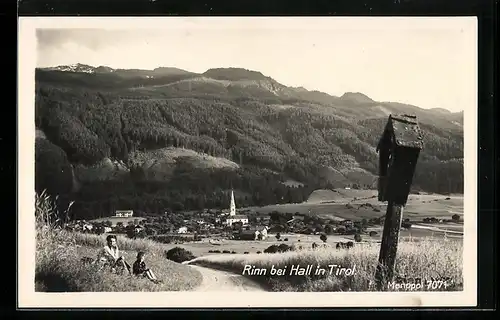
[35,17,477,112]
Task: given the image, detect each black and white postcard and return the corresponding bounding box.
[18,17,477,308]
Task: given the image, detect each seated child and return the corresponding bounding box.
[132,251,162,284]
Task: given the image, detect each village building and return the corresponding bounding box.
[177,226,188,234]
[115,210,133,218]
[238,226,269,240]
[226,215,249,226]
[223,190,249,226]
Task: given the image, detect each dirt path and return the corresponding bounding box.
[187,264,268,292]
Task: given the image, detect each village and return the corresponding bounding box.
[62,188,457,248]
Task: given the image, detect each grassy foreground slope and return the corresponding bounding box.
[35,192,202,292]
[186,240,463,292]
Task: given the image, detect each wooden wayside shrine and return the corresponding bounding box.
[374,114,424,291]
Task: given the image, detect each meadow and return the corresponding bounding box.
[186,238,464,292]
[162,229,462,260]
[244,189,464,223]
[35,191,202,292]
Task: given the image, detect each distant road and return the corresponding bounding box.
[411,224,464,235]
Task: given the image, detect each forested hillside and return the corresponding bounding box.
[34,65,464,220]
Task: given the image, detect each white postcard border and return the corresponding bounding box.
[18,16,478,308]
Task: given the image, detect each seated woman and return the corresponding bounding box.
[96,235,132,275]
[133,251,162,284]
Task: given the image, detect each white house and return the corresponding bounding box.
[115,210,133,218]
[177,227,188,234]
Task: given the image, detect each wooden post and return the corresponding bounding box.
[374,114,423,291]
[375,201,404,290]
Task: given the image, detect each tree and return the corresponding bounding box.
[324,224,334,235]
[451,214,461,222]
[103,220,112,227]
[232,221,243,231]
[320,234,327,243]
[275,232,281,241]
[336,226,346,235]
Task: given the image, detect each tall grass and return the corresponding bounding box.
[35,191,202,292]
[187,239,463,292]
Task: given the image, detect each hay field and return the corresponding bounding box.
[186,238,463,292]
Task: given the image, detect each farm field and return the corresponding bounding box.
[242,188,464,222]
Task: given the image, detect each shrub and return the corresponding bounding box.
[278,244,293,252]
[256,251,262,254]
[231,251,237,254]
[451,214,461,222]
[223,250,231,254]
[401,222,412,229]
[284,238,288,241]
[354,233,362,242]
[213,250,221,253]
[165,247,195,263]
[275,233,281,241]
[369,231,378,237]
[264,245,279,253]
[244,252,249,254]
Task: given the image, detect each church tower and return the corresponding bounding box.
[229,190,236,216]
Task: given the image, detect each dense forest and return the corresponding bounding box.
[34,66,464,220]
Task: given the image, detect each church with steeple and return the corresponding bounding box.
[224,189,249,226]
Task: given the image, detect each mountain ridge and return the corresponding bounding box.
[38,63,461,114]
